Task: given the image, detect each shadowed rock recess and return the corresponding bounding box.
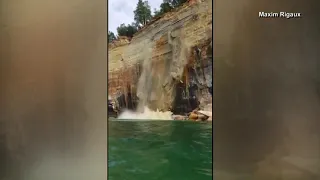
[108,0,212,115]
[214,0,320,179]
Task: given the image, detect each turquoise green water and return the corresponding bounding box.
[108,120,212,180]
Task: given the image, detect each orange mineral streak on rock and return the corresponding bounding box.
[188,0,198,6]
[108,36,130,50]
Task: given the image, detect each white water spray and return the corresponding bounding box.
[117,106,173,120]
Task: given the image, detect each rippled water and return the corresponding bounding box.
[108,120,212,180]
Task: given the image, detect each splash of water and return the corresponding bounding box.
[117,106,173,120]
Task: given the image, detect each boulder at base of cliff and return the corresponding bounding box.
[188,110,211,121]
[198,110,212,117]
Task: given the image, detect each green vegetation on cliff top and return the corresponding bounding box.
[108,0,187,43]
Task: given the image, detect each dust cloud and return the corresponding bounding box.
[120,29,192,119]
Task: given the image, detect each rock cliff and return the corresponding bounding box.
[108,0,212,113]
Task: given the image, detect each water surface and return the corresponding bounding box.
[108,120,212,180]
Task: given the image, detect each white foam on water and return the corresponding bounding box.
[117,106,173,120]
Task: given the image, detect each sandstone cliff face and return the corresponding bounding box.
[108,0,212,112]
